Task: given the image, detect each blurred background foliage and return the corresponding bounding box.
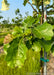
[0,50,40,75]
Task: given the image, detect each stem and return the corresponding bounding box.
[27,0,39,14]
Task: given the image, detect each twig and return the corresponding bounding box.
[26,0,39,14]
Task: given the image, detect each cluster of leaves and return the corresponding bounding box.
[3,15,54,68]
[1,0,53,69]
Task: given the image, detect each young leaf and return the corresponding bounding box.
[32,41,41,52]
[12,26,23,35]
[23,16,35,27]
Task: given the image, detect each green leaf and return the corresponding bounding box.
[32,22,53,40]
[23,16,35,27]
[51,45,54,53]
[40,39,52,52]
[32,0,41,9]
[35,14,41,24]
[24,28,31,35]
[12,26,23,35]
[15,9,20,15]
[53,25,54,29]
[3,43,10,54]
[32,41,41,52]
[3,38,28,68]
[51,44,54,56]
[23,0,29,6]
